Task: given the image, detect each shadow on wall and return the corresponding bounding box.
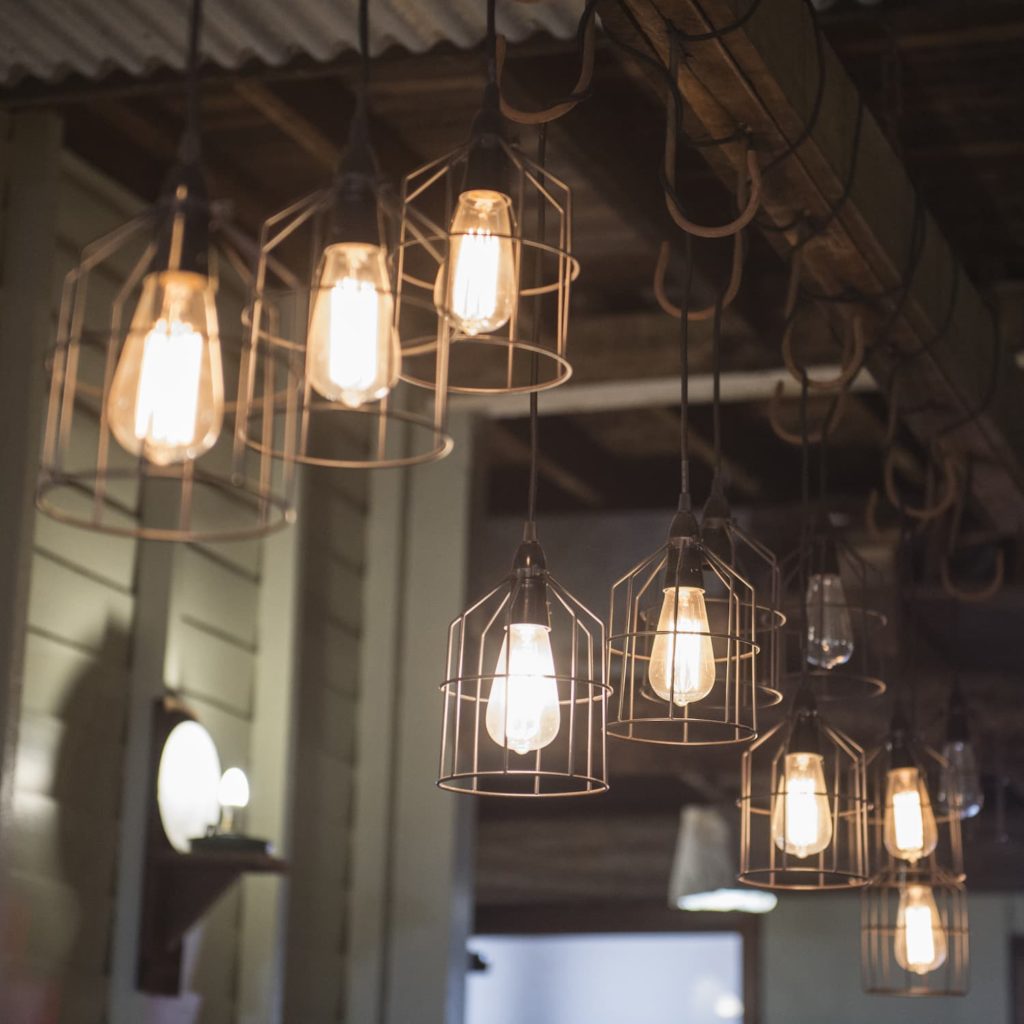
[55,624,131,1024]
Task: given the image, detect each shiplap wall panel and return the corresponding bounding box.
[176,548,259,650]
[7,150,139,1024]
[174,620,254,719]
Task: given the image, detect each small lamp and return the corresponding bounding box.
[192,766,271,854]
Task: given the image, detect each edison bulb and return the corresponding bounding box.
[107,270,223,465]
[939,739,984,820]
[805,573,854,669]
[485,623,560,755]
[438,189,517,335]
[884,767,939,863]
[895,885,947,975]
[648,587,715,706]
[307,243,398,408]
[771,752,833,858]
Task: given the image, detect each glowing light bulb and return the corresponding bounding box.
[939,739,984,820]
[884,767,939,863]
[485,623,560,755]
[805,572,854,669]
[438,189,517,335]
[771,752,833,858]
[307,242,399,407]
[218,767,250,810]
[648,587,715,706]
[107,270,223,465]
[895,884,947,975]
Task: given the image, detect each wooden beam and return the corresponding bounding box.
[602,0,1024,532]
[233,81,340,171]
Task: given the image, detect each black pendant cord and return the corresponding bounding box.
[180,0,204,163]
[486,0,498,83]
[677,233,695,509]
[359,0,371,92]
[525,124,548,529]
[797,372,811,689]
[710,288,725,493]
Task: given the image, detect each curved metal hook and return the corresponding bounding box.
[883,449,958,522]
[495,14,597,125]
[941,547,1005,603]
[654,233,745,322]
[663,36,761,239]
[783,309,867,392]
[768,380,848,446]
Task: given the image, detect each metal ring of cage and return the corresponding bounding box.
[396,138,579,396]
[861,866,969,997]
[607,535,767,747]
[37,208,297,542]
[865,740,965,883]
[781,533,888,702]
[237,186,453,470]
[438,569,609,798]
[738,715,871,891]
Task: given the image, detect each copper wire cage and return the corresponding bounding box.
[782,524,888,701]
[702,505,787,709]
[866,728,965,882]
[237,177,452,470]
[438,534,609,797]
[37,202,297,542]
[396,127,578,396]
[607,523,766,747]
[861,865,969,997]
[738,696,871,890]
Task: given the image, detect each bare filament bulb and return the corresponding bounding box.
[770,752,833,858]
[107,270,223,465]
[648,587,716,706]
[895,885,947,975]
[307,243,399,408]
[437,189,517,335]
[485,623,560,755]
[805,572,854,669]
[884,766,939,863]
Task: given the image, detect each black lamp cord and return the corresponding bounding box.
[526,124,547,528]
[798,373,811,673]
[179,0,204,164]
[486,0,498,84]
[711,288,724,493]
[678,233,695,510]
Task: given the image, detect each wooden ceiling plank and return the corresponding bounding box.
[601,0,1024,532]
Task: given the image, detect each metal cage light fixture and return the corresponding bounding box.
[860,703,969,996]
[37,0,295,541]
[607,248,765,747]
[861,865,969,997]
[738,684,871,890]
[395,0,578,397]
[738,380,870,891]
[237,0,451,471]
[439,126,607,798]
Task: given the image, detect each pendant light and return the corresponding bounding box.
[37,0,294,540]
[861,867,969,997]
[738,381,870,890]
[237,0,450,469]
[395,0,578,396]
[437,129,607,798]
[781,402,887,701]
[937,681,984,820]
[607,240,761,746]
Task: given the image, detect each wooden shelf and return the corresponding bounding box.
[139,846,287,994]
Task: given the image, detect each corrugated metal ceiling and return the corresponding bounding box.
[0,0,580,86]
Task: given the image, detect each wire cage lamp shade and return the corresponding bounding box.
[438,527,609,797]
[861,866,969,997]
[738,690,871,890]
[396,90,578,396]
[237,148,452,470]
[782,522,888,702]
[38,189,297,542]
[866,713,965,883]
[607,510,765,747]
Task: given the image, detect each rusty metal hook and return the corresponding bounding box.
[495,11,597,125]
[883,449,958,522]
[940,548,1005,603]
[663,34,761,239]
[768,379,848,446]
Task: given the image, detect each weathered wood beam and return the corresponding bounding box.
[602,0,1024,532]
